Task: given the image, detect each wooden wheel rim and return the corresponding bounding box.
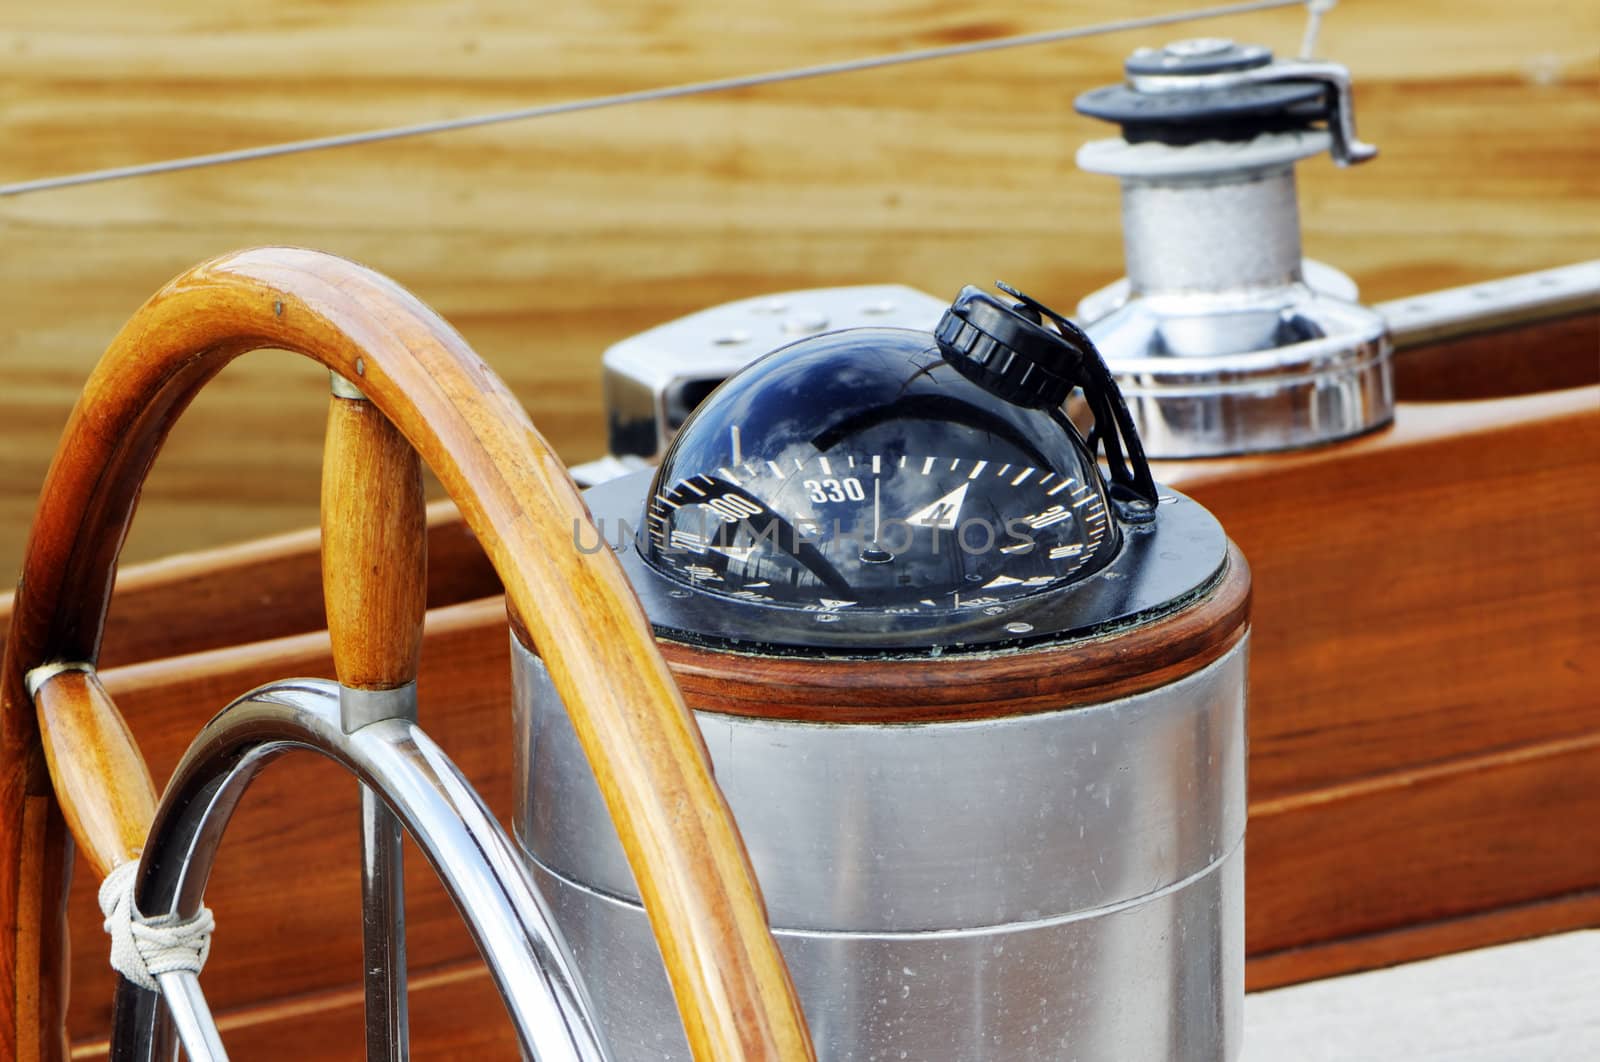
[0,247,812,1061]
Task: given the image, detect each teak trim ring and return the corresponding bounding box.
[0,247,812,1062]
[661,545,1251,724]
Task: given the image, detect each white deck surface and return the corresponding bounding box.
[1242,930,1600,1060]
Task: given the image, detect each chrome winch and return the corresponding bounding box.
[1073,36,1392,456]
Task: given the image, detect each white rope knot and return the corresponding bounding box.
[97,860,215,992]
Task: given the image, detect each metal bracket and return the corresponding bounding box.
[24,660,95,699]
[339,682,419,734]
[329,370,368,401]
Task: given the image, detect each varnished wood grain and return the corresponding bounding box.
[1247,732,1600,956]
[1,1,1595,572]
[0,250,811,1062]
[1245,889,1600,991]
[660,546,1249,723]
[32,670,155,880]
[1393,312,1599,402]
[67,958,523,1061]
[16,794,71,1062]
[1161,383,1600,798]
[0,499,497,672]
[320,393,428,689]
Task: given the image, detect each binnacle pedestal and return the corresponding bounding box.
[516,284,1252,1060]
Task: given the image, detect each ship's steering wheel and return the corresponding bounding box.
[0,248,813,1060]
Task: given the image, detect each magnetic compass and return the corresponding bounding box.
[536,279,1251,1053]
[585,282,1228,652]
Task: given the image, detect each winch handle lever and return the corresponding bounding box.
[0,247,814,1062]
[1236,59,1377,166]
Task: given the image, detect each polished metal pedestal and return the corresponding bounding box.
[515,638,1248,1061]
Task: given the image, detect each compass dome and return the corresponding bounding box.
[639,325,1120,611]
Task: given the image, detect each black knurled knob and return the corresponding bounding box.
[935,285,1081,409]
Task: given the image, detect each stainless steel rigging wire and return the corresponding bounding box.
[1,0,1308,198]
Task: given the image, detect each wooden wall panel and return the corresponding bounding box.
[0,501,501,671]
[1247,734,1600,955]
[2,0,1597,573]
[1164,386,1600,797]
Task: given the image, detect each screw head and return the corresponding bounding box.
[1165,37,1234,58]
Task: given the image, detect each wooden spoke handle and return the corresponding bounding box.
[321,388,428,692]
[30,667,156,882]
[0,248,813,1062]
